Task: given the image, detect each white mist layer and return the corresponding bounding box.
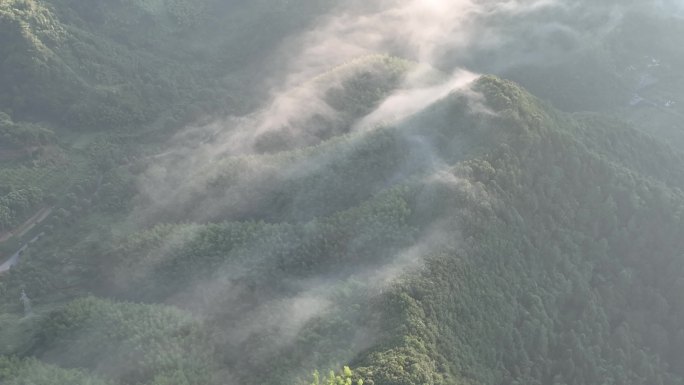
[124,0,667,375]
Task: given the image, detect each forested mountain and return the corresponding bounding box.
[1,1,684,385]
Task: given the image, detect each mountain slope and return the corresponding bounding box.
[355,77,684,385]
[9,76,683,385]
[1,2,684,385]
[0,0,337,129]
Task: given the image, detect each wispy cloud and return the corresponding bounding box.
[122,0,645,378]
[135,0,579,224]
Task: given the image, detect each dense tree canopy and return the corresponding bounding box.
[1,1,684,385]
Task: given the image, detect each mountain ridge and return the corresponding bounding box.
[1,2,684,385]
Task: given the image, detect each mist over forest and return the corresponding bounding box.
[1,1,684,384]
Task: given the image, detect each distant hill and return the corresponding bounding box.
[0,0,336,130]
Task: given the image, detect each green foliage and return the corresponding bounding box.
[1,1,683,384]
[0,112,54,148]
[254,55,411,153]
[32,296,217,385]
[0,356,111,385]
[0,185,42,230]
[110,186,415,301]
[0,0,78,120]
[353,79,684,385]
[4,72,684,385]
[0,0,340,130]
[165,0,211,28]
[308,366,363,385]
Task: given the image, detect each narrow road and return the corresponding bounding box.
[0,245,27,273]
[0,172,101,274]
[0,233,44,273]
[0,207,51,273]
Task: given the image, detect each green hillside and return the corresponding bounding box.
[5,74,684,385]
[1,2,684,385]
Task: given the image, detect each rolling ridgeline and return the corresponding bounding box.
[1,1,684,385]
